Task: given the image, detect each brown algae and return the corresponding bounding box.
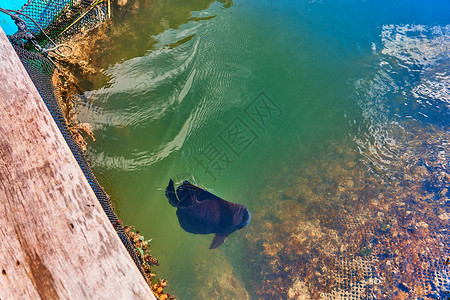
[124,226,175,299]
[245,123,449,299]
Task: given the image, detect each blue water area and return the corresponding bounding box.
[75,0,450,298]
[0,0,27,35]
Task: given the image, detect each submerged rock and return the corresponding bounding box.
[288,279,311,300]
[193,250,250,299]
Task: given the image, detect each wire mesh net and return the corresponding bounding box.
[19,0,108,45]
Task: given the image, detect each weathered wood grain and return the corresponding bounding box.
[0,27,155,300]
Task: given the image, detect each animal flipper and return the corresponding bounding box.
[165,179,180,207]
[180,180,221,203]
[183,180,201,190]
[209,234,228,249]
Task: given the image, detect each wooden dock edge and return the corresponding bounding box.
[0,27,156,300]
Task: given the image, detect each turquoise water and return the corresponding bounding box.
[0,0,28,35]
[76,0,449,298]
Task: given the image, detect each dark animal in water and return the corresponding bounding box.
[165,179,251,249]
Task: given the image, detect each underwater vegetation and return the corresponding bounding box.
[244,123,449,299]
[191,248,250,299]
[124,225,175,299]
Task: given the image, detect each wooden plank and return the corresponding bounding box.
[0,27,156,300]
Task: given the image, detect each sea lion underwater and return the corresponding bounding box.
[165,179,251,249]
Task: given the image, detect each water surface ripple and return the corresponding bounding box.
[76,0,450,298]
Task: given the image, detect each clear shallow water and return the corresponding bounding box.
[76,0,449,298]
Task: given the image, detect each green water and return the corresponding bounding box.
[76,0,449,298]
